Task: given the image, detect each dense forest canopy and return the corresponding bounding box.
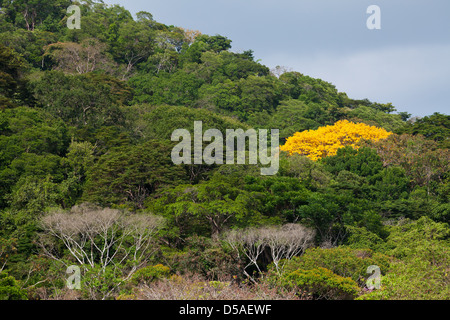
[0,1,448,300]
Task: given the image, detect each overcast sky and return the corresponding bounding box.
[104,0,449,117]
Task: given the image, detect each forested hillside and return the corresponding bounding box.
[0,1,449,300]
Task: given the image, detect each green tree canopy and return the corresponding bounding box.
[83,140,188,209]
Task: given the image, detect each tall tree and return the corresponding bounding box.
[32,71,132,127]
[83,140,188,209]
[1,0,71,31]
[0,44,30,108]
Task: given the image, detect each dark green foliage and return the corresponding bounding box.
[0,43,31,108]
[32,71,131,128]
[147,172,264,240]
[168,236,240,280]
[321,146,383,177]
[0,0,71,32]
[129,70,203,106]
[83,140,188,209]
[370,167,410,201]
[0,107,68,157]
[243,175,309,222]
[0,107,68,208]
[0,29,58,69]
[396,113,450,148]
[256,100,323,141]
[123,104,248,141]
[277,152,332,190]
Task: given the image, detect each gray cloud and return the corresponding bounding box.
[263,44,450,116]
[104,0,450,116]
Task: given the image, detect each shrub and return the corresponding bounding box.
[343,225,384,251]
[81,266,123,300]
[359,217,450,300]
[279,246,391,285]
[357,258,450,300]
[0,272,28,300]
[131,264,171,285]
[280,267,360,300]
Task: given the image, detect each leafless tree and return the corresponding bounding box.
[262,224,315,274]
[225,228,266,282]
[39,203,164,278]
[44,39,118,75]
[224,223,315,281]
[270,65,293,78]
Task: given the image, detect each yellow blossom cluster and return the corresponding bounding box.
[280,120,392,160]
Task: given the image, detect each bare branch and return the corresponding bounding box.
[39,204,164,278]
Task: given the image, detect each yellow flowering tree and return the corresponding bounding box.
[280,120,392,160]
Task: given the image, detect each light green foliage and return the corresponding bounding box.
[279,247,391,285]
[180,34,232,64]
[381,216,449,258]
[343,226,384,251]
[360,217,450,300]
[63,3,134,43]
[63,141,95,182]
[131,264,171,285]
[0,272,28,300]
[348,105,405,132]
[280,267,360,300]
[81,265,123,300]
